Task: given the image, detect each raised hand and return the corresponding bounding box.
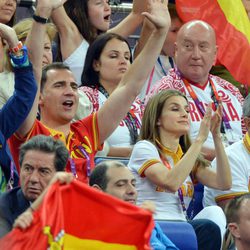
[140,200,156,214]
[0,23,19,48]
[36,0,68,17]
[142,0,170,30]
[196,103,213,143]
[48,172,74,187]
[132,0,148,15]
[210,103,223,138]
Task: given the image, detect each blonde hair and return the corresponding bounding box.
[3,18,57,72]
[14,18,57,42]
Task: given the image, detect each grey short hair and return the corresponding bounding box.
[19,135,69,171]
[243,94,250,118]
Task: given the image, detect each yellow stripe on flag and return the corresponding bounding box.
[64,234,137,250]
[217,0,250,43]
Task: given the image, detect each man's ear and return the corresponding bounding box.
[244,117,250,131]
[174,42,178,57]
[228,222,240,239]
[212,45,218,66]
[93,60,100,72]
[92,184,103,191]
[38,93,44,106]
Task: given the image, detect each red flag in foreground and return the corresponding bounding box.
[0,181,154,249]
[176,0,250,85]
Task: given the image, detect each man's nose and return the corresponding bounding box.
[28,170,40,183]
[192,46,201,59]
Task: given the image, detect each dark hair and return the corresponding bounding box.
[55,0,103,61]
[41,62,71,92]
[81,32,132,88]
[19,135,69,171]
[64,0,98,44]
[6,14,15,27]
[89,160,126,190]
[168,3,182,21]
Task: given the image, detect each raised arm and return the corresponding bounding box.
[196,104,232,190]
[109,0,147,38]
[98,0,170,143]
[16,0,66,137]
[0,24,37,139]
[51,3,83,61]
[133,17,155,58]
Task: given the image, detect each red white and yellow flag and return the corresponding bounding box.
[0,181,154,249]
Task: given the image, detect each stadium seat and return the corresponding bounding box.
[94,156,129,166]
[156,220,198,250]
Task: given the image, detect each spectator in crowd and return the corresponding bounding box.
[52,0,148,84]
[0,135,72,238]
[75,33,143,157]
[134,3,183,101]
[90,160,179,250]
[223,194,250,250]
[8,0,171,183]
[0,18,56,108]
[146,20,245,161]
[204,94,250,209]
[0,23,37,192]
[128,89,231,250]
[0,0,16,26]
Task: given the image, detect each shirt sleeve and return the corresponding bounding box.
[128,140,161,177]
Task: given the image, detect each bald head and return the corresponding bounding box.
[177,20,216,45]
[175,20,217,85]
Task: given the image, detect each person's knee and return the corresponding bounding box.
[191,219,221,250]
[202,220,221,237]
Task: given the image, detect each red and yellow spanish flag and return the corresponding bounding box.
[0,181,154,249]
[176,0,250,86]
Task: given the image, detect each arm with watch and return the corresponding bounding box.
[0,23,37,188]
[16,0,66,138]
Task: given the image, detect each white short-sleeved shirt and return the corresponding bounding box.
[128,140,193,221]
[203,140,250,206]
[63,40,89,86]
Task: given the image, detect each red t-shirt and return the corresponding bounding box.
[9,113,102,183]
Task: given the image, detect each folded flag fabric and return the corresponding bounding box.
[0,181,154,250]
[176,0,250,85]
